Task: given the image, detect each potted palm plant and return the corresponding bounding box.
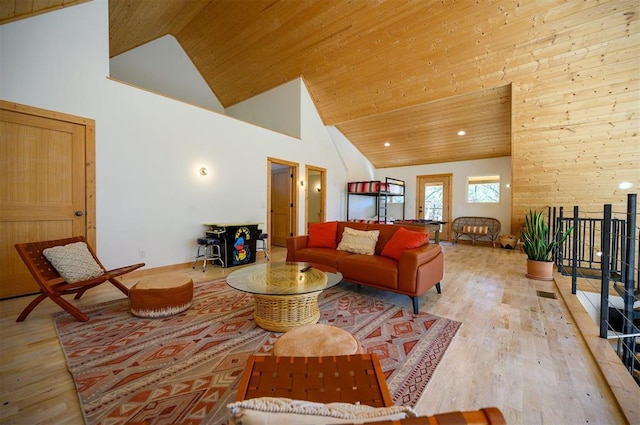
[521,209,573,280]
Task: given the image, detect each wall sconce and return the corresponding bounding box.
[316,185,321,192]
[199,167,208,176]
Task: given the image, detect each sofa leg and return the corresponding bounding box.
[411,296,419,314]
[436,282,441,294]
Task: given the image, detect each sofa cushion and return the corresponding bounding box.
[294,248,352,270]
[381,227,428,261]
[338,255,398,289]
[308,221,338,248]
[337,227,380,255]
[462,224,488,234]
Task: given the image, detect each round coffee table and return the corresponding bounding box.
[226,262,343,332]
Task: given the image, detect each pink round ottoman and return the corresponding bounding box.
[273,323,360,356]
[129,276,194,318]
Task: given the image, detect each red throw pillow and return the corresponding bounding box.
[381,227,428,260]
[308,221,338,248]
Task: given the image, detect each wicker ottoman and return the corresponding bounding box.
[129,276,194,318]
[273,323,360,356]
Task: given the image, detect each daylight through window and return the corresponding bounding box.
[467,175,500,203]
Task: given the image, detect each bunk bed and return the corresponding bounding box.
[346,177,405,224]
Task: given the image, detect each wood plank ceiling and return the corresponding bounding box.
[1,0,512,169]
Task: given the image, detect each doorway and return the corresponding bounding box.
[267,158,298,247]
[0,101,96,298]
[305,165,326,231]
[416,174,452,241]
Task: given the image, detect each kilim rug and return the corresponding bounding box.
[53,278,461,425]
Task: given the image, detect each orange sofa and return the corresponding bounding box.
[286,221,443,314]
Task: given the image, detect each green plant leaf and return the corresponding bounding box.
[520,209,573,262]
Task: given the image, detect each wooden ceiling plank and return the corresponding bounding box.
[0,0,87,24]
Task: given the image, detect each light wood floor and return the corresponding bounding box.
[1,243,638,424]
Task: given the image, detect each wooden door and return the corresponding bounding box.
[0,101,95,299]
[416,174,452,241]
[270,167,294,246]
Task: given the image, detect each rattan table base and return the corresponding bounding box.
[253,292,320,332]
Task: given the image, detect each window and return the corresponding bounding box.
[467,175,500,203]
[424,184,443,221]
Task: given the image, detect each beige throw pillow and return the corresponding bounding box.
[337,227,380,255]
[43,242,104,283]
[227,397,416,425]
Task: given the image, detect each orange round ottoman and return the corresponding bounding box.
[129,276,194,318]
[273,323,360,356]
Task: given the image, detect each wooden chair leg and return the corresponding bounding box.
[16,293,47,322]
[17,292,89,322]
[48,294,90,322]
[74,287,90,299]
[109,278,130,296]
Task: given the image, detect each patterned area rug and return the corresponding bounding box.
[53,278,461,425]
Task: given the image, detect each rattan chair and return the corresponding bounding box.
[235,354,393,407]
[14,236,144,322]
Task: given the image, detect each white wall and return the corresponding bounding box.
[375,156,513,234]
[226,77,301,138]
[110,34,224,113]
[299,82,353,222]
[0,1,349,269]
[326,126,376,181]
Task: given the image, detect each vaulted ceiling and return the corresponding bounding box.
[2,0,512,168]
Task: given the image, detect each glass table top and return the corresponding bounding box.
[226,262,343,296]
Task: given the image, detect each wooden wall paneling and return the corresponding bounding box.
[509,2,639,231]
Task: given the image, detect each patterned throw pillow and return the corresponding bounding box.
[462,225,488,234]
[337,227,380,255]
[43,242,104,283]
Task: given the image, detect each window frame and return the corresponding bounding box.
[466,175,501,204]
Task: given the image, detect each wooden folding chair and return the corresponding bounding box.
[14,236,144,322]
[235,353,393,407]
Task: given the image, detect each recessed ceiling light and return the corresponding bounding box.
[457,130,466,136]
[618,181,633,189]
[384,142,391,147]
